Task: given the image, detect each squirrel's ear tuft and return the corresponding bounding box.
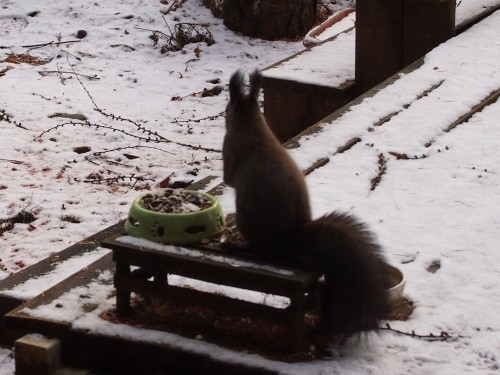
[249,70,262,101]
[229,70,245,102]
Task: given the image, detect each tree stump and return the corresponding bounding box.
[203,0,317,40]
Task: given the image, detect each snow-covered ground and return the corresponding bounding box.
[0,0,499,373]
[0,0,306,278]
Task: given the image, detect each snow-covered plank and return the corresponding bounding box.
[288,10,500,173]
[0,221,123,316]
[455,0,500,30]
[263,28,355,88]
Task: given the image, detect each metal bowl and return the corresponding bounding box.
[385,264,406,303]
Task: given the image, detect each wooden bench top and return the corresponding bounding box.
[102,233,319,297]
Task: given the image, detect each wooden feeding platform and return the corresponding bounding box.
[101,233,321,352]
[0,178,322,373]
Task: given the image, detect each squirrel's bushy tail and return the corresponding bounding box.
[295,212,391,338]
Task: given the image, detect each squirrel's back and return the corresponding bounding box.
[223,70,311,255]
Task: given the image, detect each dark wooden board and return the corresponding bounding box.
[105,234,318,292]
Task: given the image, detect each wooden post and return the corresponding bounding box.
[355,0,404,91]
[356,0,455,91]
[403,0,455,66]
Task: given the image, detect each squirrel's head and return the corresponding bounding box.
[225,70,262,130]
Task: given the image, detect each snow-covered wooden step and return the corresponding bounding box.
[0,222,122,322]
[455,0,500,32]
[260,1,499,144]
[285,10,500,179]
[262,28,356,142]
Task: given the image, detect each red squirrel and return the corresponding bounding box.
[222,70,390,338]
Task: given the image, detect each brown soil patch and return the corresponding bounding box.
[100,295,414,362]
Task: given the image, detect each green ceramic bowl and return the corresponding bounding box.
[124,189,225,245]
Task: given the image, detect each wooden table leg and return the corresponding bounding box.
[114,261,132,315]
[291,290,306,351]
